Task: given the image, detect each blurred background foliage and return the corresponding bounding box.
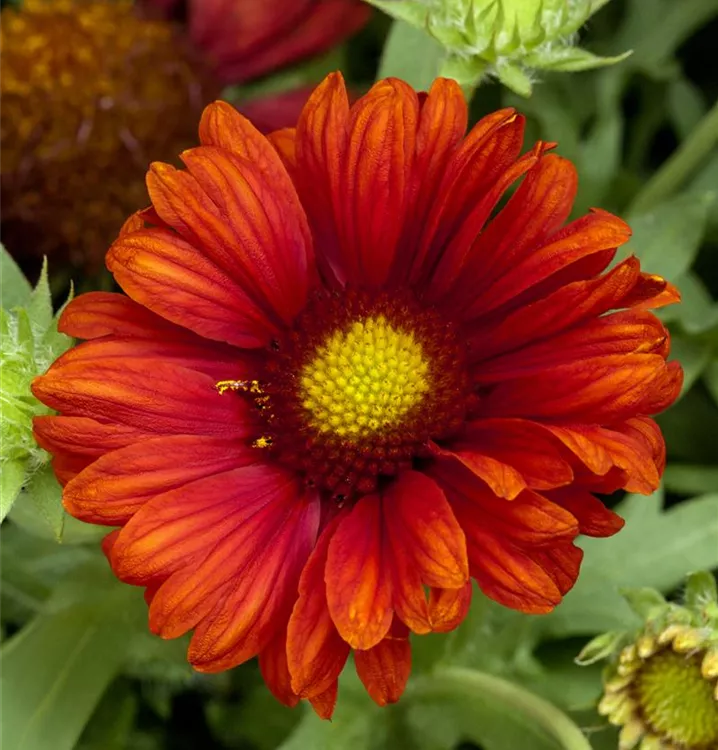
[1,1,718,749]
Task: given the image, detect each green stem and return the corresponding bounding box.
[630,98,718,214]
[408,666,592,750]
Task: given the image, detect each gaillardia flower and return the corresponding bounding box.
[1,0,367,273]
[33,73,682,717]
[587,574,718,749]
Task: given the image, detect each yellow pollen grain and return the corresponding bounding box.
[300,316,430,439]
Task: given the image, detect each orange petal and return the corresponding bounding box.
[266,127,297,172]
[465,209,631,318]
[466,257,641,363]
[354,636,412,707]
[287,517,350,699]
[63,435,254,526]
[308,681,339,721]
[622,273,681,310]
[547,423,661,494]
[531,542,583,596]
[58,292,179,340]
[428,583,472,633]
[392,78,467,282]
[338,78,419,287]
[326,494,393,650]
[34,415,147,460]
[384,471,468,588]
[546,487,624,538]
[32,358,253,438]
[455,418,573,491]
[479,353,673,423]
[107,228,274,348]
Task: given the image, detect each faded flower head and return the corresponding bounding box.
[33,73,681,717]
[581,573,718,750]
[368,0,628,95]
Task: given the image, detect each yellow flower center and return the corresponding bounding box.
[300,316,430,439]
[634,648,718,748]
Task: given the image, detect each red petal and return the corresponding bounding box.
[472,310,669,385]
[383,471,468,588]
[454,418,573,491]
[33,359,254,438]
[107,228,273,348]
[325,494,393,650]
[287,517,350,699]
[546,487,624,537]
[546,423,661,494]
[295,72,350,286]
[354,636,412,707]
[63,436,255,526]
[531,542,583,595]
[58,292,179,340]
[259,629,301,708]
[479,353,674,423]
[466,257,641,363]
[391,78,467,283]
[337,78,419,287]
[622,273,681,310]
[463,209,631,318]
[428,583,472,633]
[34,415,148,459]
[432,445,527,500]
[308,681,338,720]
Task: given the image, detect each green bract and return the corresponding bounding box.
[367,0,630,95]
[1,247,73,523]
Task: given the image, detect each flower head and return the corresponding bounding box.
[368,0,628,95]
[33,73,682,717]
[585,573,718,749]
[1,0,368,272]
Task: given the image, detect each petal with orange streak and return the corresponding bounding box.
[325,493,393,650]
[433,461,578,547]
[32,359,253,438]
[465,209,631,318]
[295,72,350,284]
[432,445,527,500]
[466,257,641,362]
[465,154,578,291]
[63,436,255,526]
[546,487,624,538]
[259,629,301,709]
[415,110,525,287]
[188,489,319,672]
[54,335,260,383]
[392,78,467,281]
[337,78,419,287]
[532,542,584,596]
[354,636,412,707]
[428,583,473,633]
[146,150,311,327]
[384,471,469,589]
[107,228,273,348]
[287,517,350,699]
[58,292,180,340]
[473,310,670,386]
[454,418,573,491]
[546,423,661,494]
[34,415,148,460]
[267,128,297,172]
[622,273,681,310]
[479,353,674,424]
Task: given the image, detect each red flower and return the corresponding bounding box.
[33,74,682,717]
[142,0,370,84]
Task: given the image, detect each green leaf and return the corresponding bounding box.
[0,583,139,750]
[378,20,446,90]
[704,359,718,406]
[619,587,667,620]
[684,570,718,609]
[574,631,625,666]
[26,258,53,334]
[1,244,32,310]
[1,457,27,521]
[76,680,137,750]
[668,334,712,396]
[664,464,718,495]
[530,47,631,73]
[10,463,66,542]
[542,490,718,637]
[623,191,715,281]
[659,271,718,335]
